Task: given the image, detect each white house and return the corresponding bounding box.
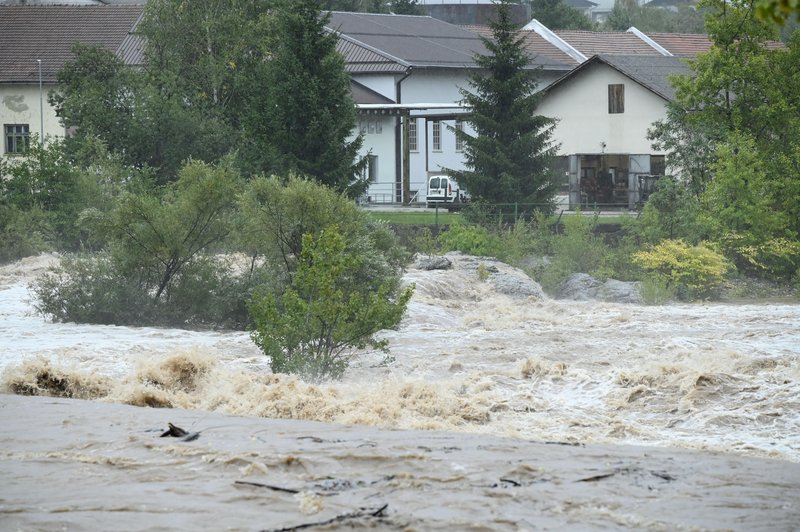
[537,54,691,209]
[329,12,573,204]
[0,4,143,157]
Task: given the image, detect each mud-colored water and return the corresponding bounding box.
[2,254,800,530]
[1,253,798,462]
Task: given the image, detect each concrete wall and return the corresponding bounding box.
[1,84,62,156]
[537,62,669,156]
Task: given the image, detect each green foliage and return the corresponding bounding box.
[729,236,800,279]
[0,206,51,264]
[633,239,731,300]
[249,227,413,381]
[32,159,244,327]
[0,139,137,253]
[605,0,705,32]
[650,0,799,201]
[701,134,793,241]
[636,176,703,243]
[437,222,503,258]
[242,0,366,195]
[33,252,257,328]
[33,253,155,325]
[527,0,595,30]
[238,174,406,282]
[754,0,800,25]
[51,43,233,182]
[638,274,677,305]
[447,0,559,217]
[101,158,241,300]
[538,213,608,293]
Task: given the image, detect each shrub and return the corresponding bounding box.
[249,227,413,381]
[638,274,677,305]
[539,213,608,293]
[633,239,731,300]
[723,234,800,281]
[437,221,503,257]
[0,206,52,264]
[32,253,261,328]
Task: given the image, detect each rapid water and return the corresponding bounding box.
[2,254,798,462]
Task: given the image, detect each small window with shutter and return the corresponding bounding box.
[608,84,625,114]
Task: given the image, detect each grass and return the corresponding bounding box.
[366,210,462,225]
[366,209,635,226]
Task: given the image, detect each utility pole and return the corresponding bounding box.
[37,59,43,146]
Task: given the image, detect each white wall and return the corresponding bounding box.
[351,74,397,101]
[1,84,62,156]
[537,63,669,156]
[355,114,398,203]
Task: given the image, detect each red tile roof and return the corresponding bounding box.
[462,24,578,69]
[554,30,663,56]
[0,5,144,84]
[644,32,712,56]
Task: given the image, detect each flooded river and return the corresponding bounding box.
[2,253,798,462]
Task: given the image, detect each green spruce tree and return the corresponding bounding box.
[448,0,559,217]
[245,0,366,196]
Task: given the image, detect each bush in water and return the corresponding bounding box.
[633,239,731,300]
[249,227,413,381]
[538,213,609,294]
[32,253,258,328]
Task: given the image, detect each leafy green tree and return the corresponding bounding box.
[527,0,594,30]
[249,226,413,381]
[448,0,559,216]
[242,0,366,195]
[637,176,703,243]
[93,158,242,300]
[238,174,407,284]
[699,133,799,277]
[605,0,706,32]
[32,158,249,327]
[649,0,799,221]
[755,0,800,25]
[137,0,271,125]
[51,43,232,182]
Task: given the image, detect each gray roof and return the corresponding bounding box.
[327,11,487,70]
[327,11,571,72]
[544,54,691,101]
[0,5,144,83]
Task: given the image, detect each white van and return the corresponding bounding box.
[426,175,469,210]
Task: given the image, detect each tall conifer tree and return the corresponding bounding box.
[449,0,559,216]
[245,0,366,196]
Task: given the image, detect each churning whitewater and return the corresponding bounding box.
[1,253,799,462]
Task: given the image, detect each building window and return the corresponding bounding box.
[368,154,378,182]
[608,84,624,114]
[650,155,666,176]
[455,119,464,152]
[432,120,441,151]
[408,118,418,152]
[4,124,30,154]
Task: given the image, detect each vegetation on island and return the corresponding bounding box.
[1,0,799,380]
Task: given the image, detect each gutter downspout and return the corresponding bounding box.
[395,67,412,204]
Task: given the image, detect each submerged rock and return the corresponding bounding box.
[414,253,546,300]
[415,255,453,271]
[559,273,642,304]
